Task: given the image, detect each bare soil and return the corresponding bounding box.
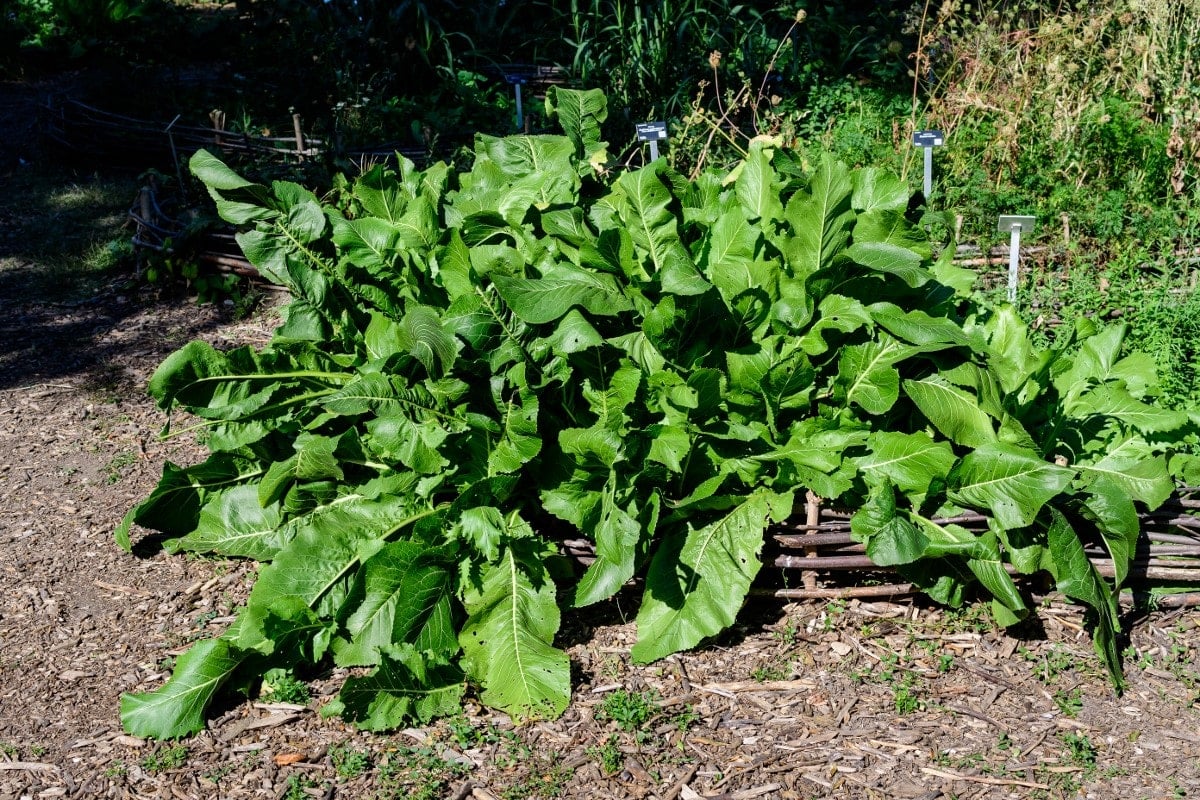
[1,80,1199,800]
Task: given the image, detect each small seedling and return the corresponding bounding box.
[597,689,658,732]
[261,668,311,705]
[1061,732,1097,770]
[1052,686,1084,718]
[330,743,371,778]
[751,658,788,682]
[140,744,188,774]
[893,679,923,714]
[281,773,321,800]
[588,734,622,775]
[447,715,494,749]
[502,761,571,799]
[104,451,137,484]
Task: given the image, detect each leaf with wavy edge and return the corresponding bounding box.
[947,443,1075,529]
[324,644,465,730]
[904,375,997,448]
[632,492,786,663]
[121,636,246,739]
[459,544,569,720]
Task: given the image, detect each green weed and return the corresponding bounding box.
[280,773,320,800]
[139,744,188,774]
[376,746,470,800]
[501,761,571,799]
[588,733,622,775]
[329,743,371,778]
[1052,687,1084,718]
[1060,732,1097,771]
[596,689,659,733]
[261,668,311,705]
[104,451,137,484]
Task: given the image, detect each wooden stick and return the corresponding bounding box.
[293,113,305,158]
[763,583,914,600]
[920,766,1048,790]
[210,109,225,148]
[801,491,820,591]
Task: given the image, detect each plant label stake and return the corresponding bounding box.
[502,69,529,132]
[912,130,944,203]
[998,215,1036,303]
[636,121,668,161]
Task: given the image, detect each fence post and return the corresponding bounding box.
[292,113,305,159]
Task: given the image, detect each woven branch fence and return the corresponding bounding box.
[45,99,329,166]
[559,488,1200,608]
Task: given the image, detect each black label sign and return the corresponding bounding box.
[912,130,944,147]
[636,121,668,141]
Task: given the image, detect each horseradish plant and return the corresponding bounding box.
[116,88,1197,738]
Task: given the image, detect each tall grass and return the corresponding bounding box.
[910,0,1200,247]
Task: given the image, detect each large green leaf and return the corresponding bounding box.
[352,163,411,223]
[1076,436,1174,509]
[459,545,570,719]
[846,241,930,288]
[850,484,928,566]
[332,216,401,274]
[544,86,608,167]
[780,156,854,279]
[1080,477,1140,588]
[237,494,435,646]
[115,456,262,551]
[734,142,784,223]
[120,636,247,739]
[631,492,778,663]
[333,541,456,667]
[852,431,956,496]
[947,443,1075,529]
[493,271,632,324]
[835,336,915,415]
[1045,509,1124,692]
[163,485,286,559]
[324,644,465,730]
[1068,385,1189,434]
[868,303,974,349]
[190,149,274,225]
[606,162,705,292]
[904,375,997,448]
[572,490,647,607]
[489,382,542,474]
[851,167,909,213]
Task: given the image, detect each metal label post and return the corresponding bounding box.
[997,215,1036,303]
[912,130,944,203]
[502,73,527,131]
[636,121,668,161]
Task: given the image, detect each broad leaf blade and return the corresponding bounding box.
[120,636,246,739]
[632,493,776,663]
[459,545,570,720]
[1045,509,1124,692]
[325,644,465,731]
[904,375,997,448]
[947,443,1075,529]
